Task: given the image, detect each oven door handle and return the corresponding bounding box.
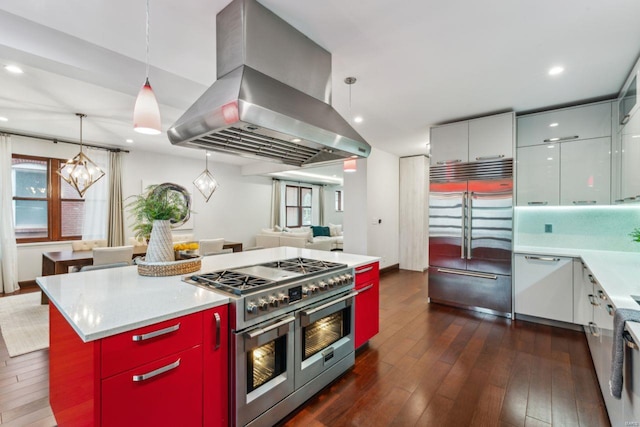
[245,316,295,339]
[301,291,358,317]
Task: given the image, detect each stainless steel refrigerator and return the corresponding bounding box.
[428,159,513,318]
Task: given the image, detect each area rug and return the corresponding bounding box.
[0,293,49,357]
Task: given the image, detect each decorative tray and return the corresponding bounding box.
[136,256,202,277]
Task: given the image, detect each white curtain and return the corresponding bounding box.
[318,185,325,225]
[0,134,19,293]
[107,151,124,246]
[82,147,109,240]
[270,179,281,228]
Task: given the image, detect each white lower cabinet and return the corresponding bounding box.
[580,263,624,427]
[514,254,573,322]
[624,335,640,424]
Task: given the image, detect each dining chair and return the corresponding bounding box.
[92,245,134,266]
[71,239,108,252]
[199,238,227,256]
[79,262,130,272]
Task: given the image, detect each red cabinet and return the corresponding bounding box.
[102,346,203,427]
[354,262,380,349]
[49,304,229,427]
[203,306,229,427]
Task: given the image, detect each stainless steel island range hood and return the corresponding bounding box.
[168,0,371,167]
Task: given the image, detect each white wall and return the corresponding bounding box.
[344,148,400,269]
[323,185,344,226]
[13,137,273,281]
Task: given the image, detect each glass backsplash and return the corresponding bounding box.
[514,205,640,252]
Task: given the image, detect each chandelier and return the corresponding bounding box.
[56,113,105,197]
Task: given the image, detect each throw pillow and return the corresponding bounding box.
[329,223,343,236]
[311,225,331,237]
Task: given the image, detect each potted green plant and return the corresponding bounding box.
[631,228,640,244]
[127,183,191,262]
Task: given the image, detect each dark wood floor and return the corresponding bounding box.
[279,269,610,427]
[0,270,609,426]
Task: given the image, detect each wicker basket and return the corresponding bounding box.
[136,256,202,277]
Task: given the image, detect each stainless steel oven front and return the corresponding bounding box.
[232,315,295,427]
[295,290,357,389]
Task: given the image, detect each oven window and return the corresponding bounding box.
[247,336,287,392]
[303,308,350,360]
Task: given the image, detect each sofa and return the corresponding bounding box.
[255,225,343,251]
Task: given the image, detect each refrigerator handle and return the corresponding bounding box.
[461,192,467,259]
[466,192,473,259]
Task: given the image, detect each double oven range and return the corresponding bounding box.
[185,257,356,427]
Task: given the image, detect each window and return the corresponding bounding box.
[335,190,344,212]
[12,155,85,242]
[285,185,312,227]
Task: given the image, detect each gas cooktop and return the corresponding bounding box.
[186,257,347,296]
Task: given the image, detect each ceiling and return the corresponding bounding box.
[1,0,639,176]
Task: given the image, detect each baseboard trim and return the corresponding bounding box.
[380,264,399,275]
[514,313,584,332]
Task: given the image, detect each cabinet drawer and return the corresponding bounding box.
[102,345,203,427]
[517,101,612,147]
[354,262,379,286]
[102,311,203,378]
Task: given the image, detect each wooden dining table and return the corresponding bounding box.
[39,241,243,303]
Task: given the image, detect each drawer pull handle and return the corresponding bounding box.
[132,359,180,382]
[588,322,600,337]
[132,323,180,342]
[527,201,548,206]
[475,154,505,161]
[436,268,497,280]
[588,294,599,306]
[357,284,374,294]
[436,159,462,165]
[597,290,607,300]
[543,135,579,142]
[572,200,597,205]
[524,255,560,262]
[624,331,638,349]
[606,304,615,316]
[356,266,373,274]
[621,114,631,125]
[213,313,221,350]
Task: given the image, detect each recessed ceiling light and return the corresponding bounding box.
[0,117,8,122]
[206,152,211,157]
[547,145,555,148]
[125,139,134,143]
[548,66,564,76]
[549,123,559,127]
[547,157,554,161]
[4,65,23,74]
[354,116,363,123]
[291,138,301,143]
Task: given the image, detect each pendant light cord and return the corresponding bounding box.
[76,113,86,153]
[145,0,150,80]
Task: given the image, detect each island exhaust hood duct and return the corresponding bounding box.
[167,0,371,167]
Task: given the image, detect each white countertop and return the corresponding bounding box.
[514,245,640,342]
[37,247,380,342]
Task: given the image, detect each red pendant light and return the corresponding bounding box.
[133,0,161,135]
[343,158,357,173]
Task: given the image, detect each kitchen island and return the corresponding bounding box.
[37,247,380,427]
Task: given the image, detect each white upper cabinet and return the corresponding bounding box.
[429,122,468,165]
[620,110,640,201]
[430,112,514,166]
[516,144,560,206]
[517,102,612,147]
[468,112,515,162]
[560,137,611,205]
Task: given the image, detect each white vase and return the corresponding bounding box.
[146,220,174,262]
